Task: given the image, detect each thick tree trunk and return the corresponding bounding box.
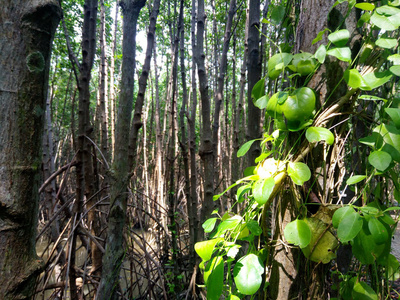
[0,1,61,298]
[96,1,145,299]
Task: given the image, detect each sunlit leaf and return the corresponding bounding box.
[268,53,293,80]
[287,162,311,185]
[368,150,392,171]
[328,29,350,46]
[327,47,352,62]
[355,2,375,10]
[254,95,268,109]
[312,28,330,45]
[202,218,218,233]
[306,126,334,145]
[333,206,362,242]
[352,282,378,300]
[204,256,224,300]
[314,44,326,63]
[359,95,388,102]
[284,219,311,248]
[195,238,223,261]
[251,77,265,101]
[252,177,275,205]
[376,37,397,49]
[361,70,392,90]
[346,175,367,185]
[388,54,400,65]
[217,216,241,235]
[233,254,264,295]
[344,69,366,89]
[237,140,256,157]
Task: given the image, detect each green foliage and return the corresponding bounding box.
[196,1,400,298]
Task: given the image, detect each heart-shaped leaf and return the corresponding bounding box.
[195,238,223,261]
[327,47,351,62]
[233,254,264,295]
[252,177,275,205]
[306,127,334,145]
[284,219,311,248]
[287,162,311,185]
[376,37,397,49]
[346,175,367,185]
[352,281,378,300]
[368,217,389,244]
[328,29,350,46]
[202,218,218,233]
[368,150,392,171]
[333,207,363,242]
[237,140,256,157]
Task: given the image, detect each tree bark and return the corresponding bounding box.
[0,1,61,298]
[96,1,145,299]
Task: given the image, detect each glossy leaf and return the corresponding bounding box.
[195,238,223,261]
[204,256,224,300]
[368,150,392,171]
[233,254,264,295]
[355,2,375,10]
[251,77,265,101]
[268,53,293,80]
[328,29,350,46]
[254,95,268,109]
[361,70,393,90]
[287,162,311,185]
[346,175,367,185]
[352,282,378,300]
[385,108,400,129]
[371,8,400,31]
[202,218,218,233]
[237,140,256,157]
[374,124,400,162]
[368,217,389,244]
[306,126,334,145]
[252,177,275,205]
[335,207,363,242]
[344,69,366,89]
[314,44,326,63]
[284,219,311,248]
[388,54,400,65]
[390,65,400,76]
[327,47,351,62]
[376,37,397,49]
[217,216,241,235]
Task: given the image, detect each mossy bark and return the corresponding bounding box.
[0,1,61,298]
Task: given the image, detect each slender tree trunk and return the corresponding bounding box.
[128,0,161,169]
[246,0,261,166]
[197,0,215,226]
[96,1,145,299]
[0,1,61,298]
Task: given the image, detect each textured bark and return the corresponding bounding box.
[96,1,145,299]
[197,0,215,226]
[246,0,262,166]
[0,1,61,298]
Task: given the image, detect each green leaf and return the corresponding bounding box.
[251,77,265,101]
[371,8,400,31]
[355,2,375,10]
[386,254,400,280]
[237,140,256,157]
[376,37,397,49]
[254,95,268,109]
[312,28,330,45]
[390,0,400,6]
[233,254,264,295]
[374,124,400,162]
[202,218,218,233]
[217,216,241,235]
[306,127,334,145]
[352,227,377,265]
[359,132,384,148]
[388,54,400,65]
[344,69,366,89]
[247,220,263,236]
[284,219,311,248]
[361,70,393,90]
[385,108,400,129]
[334,207,363,242]
[328,29,350,47]
[359,95,388,102]
[204,256,224,300]
[268,52,293,80]
[357,11,371,27]
[314,44,326,64]
[195,238,223,261]
[270,5,286,25]
[352,282,378,300]
[252,177,275,205]
[237,184,251,203]
[327,47,352,62]
[368,150,392,171]
[368,217,389,244]
[287,162,311,185]
[346,175,367,185]
[390,65,400,76]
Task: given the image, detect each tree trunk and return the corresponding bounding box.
[0,1,61,298]
[246,0,262,166]
[96,1,145,299]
